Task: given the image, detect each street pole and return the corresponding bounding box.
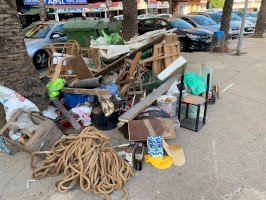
[236,0,249,55]
[39,0,46,22]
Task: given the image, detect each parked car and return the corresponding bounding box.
[138,18,213,51]
[230,12,255,34]
[114,15,124,20]
[189,12,240,37]
[233,11,257,24]
[181,15,220,33]
[137,14,156,19]
[23,21,67,69]
[157,13,173,18]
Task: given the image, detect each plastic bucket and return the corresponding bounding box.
[213,31,224,39]
[156,95,177,118]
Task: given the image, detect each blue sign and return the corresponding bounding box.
[23,0,88,5]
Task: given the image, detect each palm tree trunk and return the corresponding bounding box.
[254,0,266,38]
[0,0,48,126]
[220,0,234,43]
[122,0,138,41]
[39,0,46,22]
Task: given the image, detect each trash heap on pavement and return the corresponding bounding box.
[0,30,219,199]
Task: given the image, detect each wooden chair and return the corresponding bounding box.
[178,73,210,132]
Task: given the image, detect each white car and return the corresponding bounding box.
[231,13,255,34]
[157,14,173,18]
[137,14,156,19]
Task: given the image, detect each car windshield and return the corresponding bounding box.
[169,19,193,29]
[24,24,52,38]
[191,15,217,26]
[247,12,258,18]
[231,13,242,21]
[208,12,222,23]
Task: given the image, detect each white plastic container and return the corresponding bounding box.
[156,95,177,118]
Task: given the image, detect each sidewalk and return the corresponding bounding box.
[0,37,265,200]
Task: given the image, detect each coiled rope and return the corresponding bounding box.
[30,127,133,199]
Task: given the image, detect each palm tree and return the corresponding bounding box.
[39,0,46,22]
[254,0,266,38]
[0,0,48,126]
[122,0,138,41]
[220,0,234,43]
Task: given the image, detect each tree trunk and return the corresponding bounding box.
[220,0,234,43]
[254,0,266,38]
[39,0,46,22]
[0,0,48,126]
[122,0,138,41]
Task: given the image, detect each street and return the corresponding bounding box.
[0,37,265,200]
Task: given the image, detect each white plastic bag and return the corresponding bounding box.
[0,86,39,121]
[71,106,92,127]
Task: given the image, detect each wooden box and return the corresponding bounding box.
[0,110,63,153]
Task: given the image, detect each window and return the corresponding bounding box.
[142,19,156,28]
[190,15,217,26]
[208,13,222,23]
[169,19,193,30]
[53,24,64,33]
[182,18,196,27]
[231,13,242,21]
[156,19,170,29]
[24,24,52,38]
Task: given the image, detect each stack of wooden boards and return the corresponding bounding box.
[140,34,180,75]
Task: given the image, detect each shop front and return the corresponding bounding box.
[85,2,108,19]
[148,0,170,14]
[172,0,205,16]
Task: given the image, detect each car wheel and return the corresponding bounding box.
[33,50,48,69]
[179,39,186,52]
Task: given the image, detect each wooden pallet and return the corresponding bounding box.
[150,34,180,75]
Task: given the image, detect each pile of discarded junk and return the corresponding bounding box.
[0,29,218,199]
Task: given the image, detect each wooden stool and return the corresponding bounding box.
[178,73,210,132]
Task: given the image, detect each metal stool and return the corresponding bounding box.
[178,73,210,132]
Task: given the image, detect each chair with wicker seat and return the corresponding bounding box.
[178,73,210,132]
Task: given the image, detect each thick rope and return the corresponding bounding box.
[30,127,133,199]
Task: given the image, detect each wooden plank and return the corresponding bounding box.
[157,56,187,81]
[52,98,81,130]
[95,35,165,76]
[163,41,180,68]
[163,44,173,68]
[152,43,164,75]
[0,110,23,135]
[128,51,142,77]
[69,55,94,79]
[62,87,109,96]
[139,53,163,64]
[120,52,142,97]
[118,75,179,123]
[51,57,64,81]
[128,119,175,141]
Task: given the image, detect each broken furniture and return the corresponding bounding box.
[140,34,180,75]
[178,73,210,132]
[0,110,63,153]
[128,119,175,141]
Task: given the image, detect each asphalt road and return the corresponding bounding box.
[0,37,265,200]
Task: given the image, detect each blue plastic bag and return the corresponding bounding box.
[64,93,95,108]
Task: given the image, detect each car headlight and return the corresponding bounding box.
[186,34,201,39]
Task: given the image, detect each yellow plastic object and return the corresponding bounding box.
[144,155,173,169]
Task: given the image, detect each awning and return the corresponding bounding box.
[108,2,123,11]
[138,0,148,10]
[148,0,157,8]
[157,1,170,9]
[20,7,40,15]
